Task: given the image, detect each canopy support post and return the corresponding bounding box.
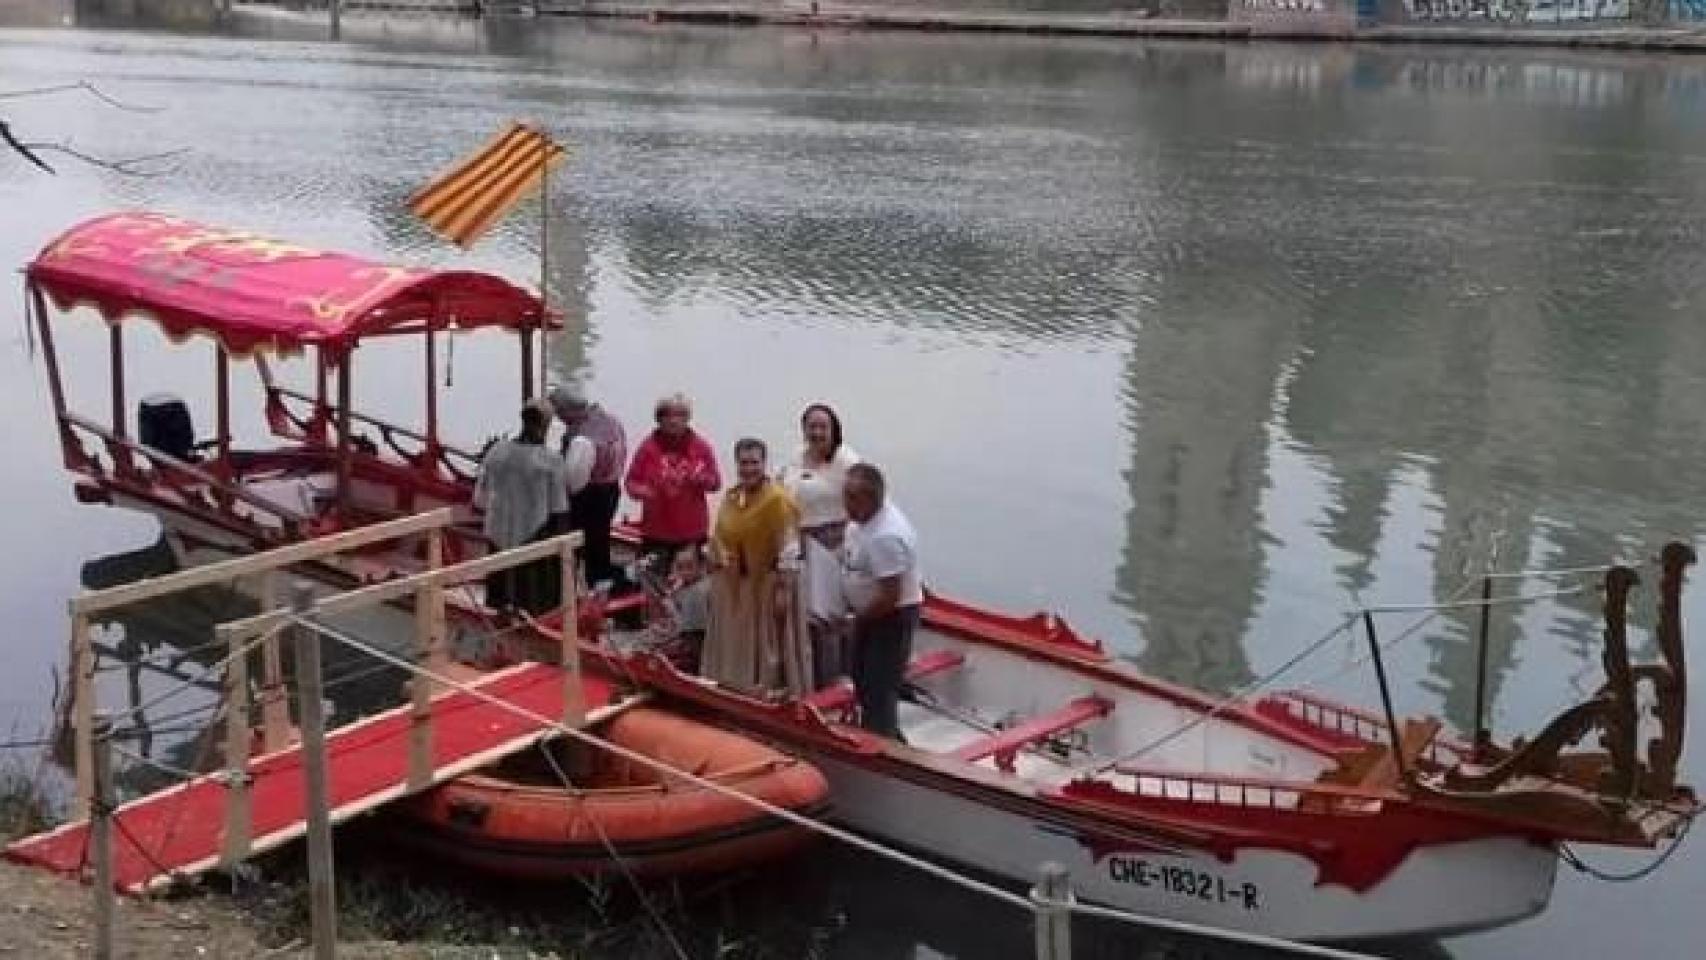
[109,324,128,474]
[560,537,582,726]
[314,348,330,444]
[424,323,440,460]
[30,284,68,422]
[336,352,352,519]
[520,327,534,406]
[30,284,77,465]
[215,346,232,480]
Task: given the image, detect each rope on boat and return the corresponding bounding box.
[1484,563,1615,581]
[535,740,693,960]
[293,613,1387,960]
[1070,613,1362,778]
[1077,568,1510,778]
[1560,811,1694,884]
[1356,584,1586,614]
[1286,574,1484,696]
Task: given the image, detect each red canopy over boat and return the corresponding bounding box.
[26,211,548,357]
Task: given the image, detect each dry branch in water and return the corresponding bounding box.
[1,80,180,176]
[0,80,164,113]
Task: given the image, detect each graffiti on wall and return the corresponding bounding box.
[1403,0,1631,19]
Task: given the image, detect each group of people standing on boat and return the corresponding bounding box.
[474,388,921,738]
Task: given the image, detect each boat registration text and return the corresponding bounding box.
[1106,856,1261,911]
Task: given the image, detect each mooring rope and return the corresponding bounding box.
[535,740,693,960]
[1560,810,1696,884]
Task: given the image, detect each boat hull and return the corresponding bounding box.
[809,751,1556,943]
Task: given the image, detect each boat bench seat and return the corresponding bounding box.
[950,695,1114,772]
[804,649,966,714]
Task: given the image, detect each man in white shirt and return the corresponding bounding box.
[841,462,923,739]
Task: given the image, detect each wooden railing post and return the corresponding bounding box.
[1030,862,1073,960]
[91,712,116,960]
[407,528,444,792]
[221,615,252,869]
[291,583,337,960]
[258,572,291,753]
[560,538,583,726]
[72,611,95,820]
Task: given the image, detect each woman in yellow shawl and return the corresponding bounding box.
[702,438,813,695]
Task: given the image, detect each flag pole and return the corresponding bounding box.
[538,141,550,398]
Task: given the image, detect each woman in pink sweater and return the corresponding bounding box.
[624,392,721,562]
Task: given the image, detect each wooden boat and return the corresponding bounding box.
[390,704,830,878]
[27,212,1699,942]
[24,211,539,648]
[25,211,838,879]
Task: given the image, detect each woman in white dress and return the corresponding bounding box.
[778,403,860,688]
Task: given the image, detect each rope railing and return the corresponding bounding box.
[95,628,276,726]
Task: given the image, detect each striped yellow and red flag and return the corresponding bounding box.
[408,122,568,249]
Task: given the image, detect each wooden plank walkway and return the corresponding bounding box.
[6,663,620,893]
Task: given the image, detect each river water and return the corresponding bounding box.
[3,16,1705,958]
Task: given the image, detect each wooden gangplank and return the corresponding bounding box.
[6,664,624,893]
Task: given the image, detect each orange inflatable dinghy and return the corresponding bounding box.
[391,706,831,878]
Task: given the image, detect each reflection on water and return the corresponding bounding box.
[5,18,1706,958]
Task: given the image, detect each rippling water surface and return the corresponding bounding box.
[3,18,1706,958]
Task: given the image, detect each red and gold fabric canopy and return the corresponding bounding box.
[27,211,548,356]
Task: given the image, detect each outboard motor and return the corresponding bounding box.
[138,393,196,462]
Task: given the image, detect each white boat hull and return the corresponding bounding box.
[812,752,1556,943]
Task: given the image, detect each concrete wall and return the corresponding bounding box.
[0,0,75,25]
[1229,0,1358,28]
[76,0,224,27]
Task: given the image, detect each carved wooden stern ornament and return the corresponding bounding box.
[1422,543,1697,844]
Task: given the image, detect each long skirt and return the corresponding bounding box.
[701,568,813,697]
[484,521,562,616]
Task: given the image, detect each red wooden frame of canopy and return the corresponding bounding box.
[23,211,559,516]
